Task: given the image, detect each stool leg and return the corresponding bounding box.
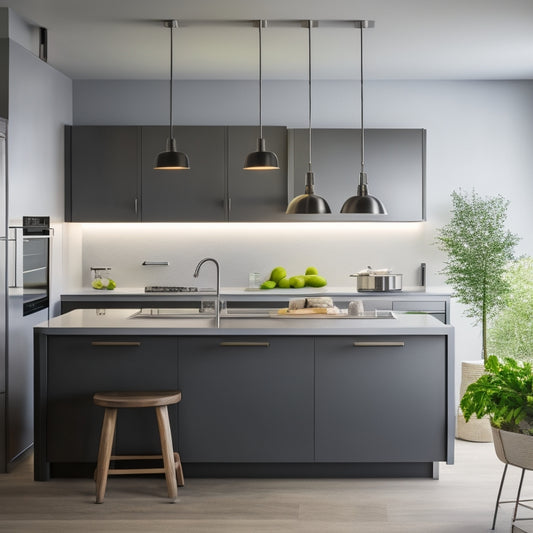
[174,452,185,487]
[95,407,117,504]
[155,406,178,502]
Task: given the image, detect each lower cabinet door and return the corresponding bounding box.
[315,336,447,462]
[46,336,178,462]
[178,336,315,462]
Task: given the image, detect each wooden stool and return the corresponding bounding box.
[93,390,184,504]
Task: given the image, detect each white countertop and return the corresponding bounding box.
[61,286,451,299]
[35,308,454,336]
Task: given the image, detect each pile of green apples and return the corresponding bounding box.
[91,277,117,290]
[260,266,327,289]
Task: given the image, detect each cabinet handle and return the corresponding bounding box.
[352,341,405,347]
[219,341,270,348]
[134,197,138,215]
[91,341,141,347]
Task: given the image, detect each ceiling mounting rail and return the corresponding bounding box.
[170,19,375,29]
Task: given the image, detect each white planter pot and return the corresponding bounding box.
[456,360,492,442]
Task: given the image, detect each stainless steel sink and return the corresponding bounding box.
[129,308,204,319]
[128,308,274,319]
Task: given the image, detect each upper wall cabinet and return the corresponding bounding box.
[65,126,424,222]
[227,126,288,222]
[141,126,226,222]
[65,126,141,222]
[66,125,288,222]
[287,128,426,222]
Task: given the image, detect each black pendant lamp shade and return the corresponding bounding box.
[244,137,279,170]
[286,21,330,214]
[340,21,386,214]
[244,20,279,170]
[341,171,386,214]
[154,20,190,171]
[286,171,331,214]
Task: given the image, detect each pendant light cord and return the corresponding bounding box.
[308,21,312,173]
[169,21,174,141]
[258,20,263,140]
[360,23,365,174]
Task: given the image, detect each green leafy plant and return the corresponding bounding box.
[488,256,533,362]
[436,189,519,361]
[460,355,533,434]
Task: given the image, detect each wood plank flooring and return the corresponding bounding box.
[1,439,532,532]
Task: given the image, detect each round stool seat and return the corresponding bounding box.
[93,390,182,409]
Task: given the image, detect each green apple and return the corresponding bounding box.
[305,266,319,275]
[91,279,104,290]
[269,266,287,283]
[277,277,291,288]
[289,275,306,288]
[305,275,327,287]
[106,279,116,290]
[260,280,276,289]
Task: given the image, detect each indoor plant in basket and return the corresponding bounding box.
[460,356,533,436]
[461,356,533,527]
[436,189,519,441]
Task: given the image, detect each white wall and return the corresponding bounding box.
[8,37,74,314]
[72,78,533,373]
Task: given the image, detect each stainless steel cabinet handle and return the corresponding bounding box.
[91,341,141,347]
[352,341,405,347]
[219,341,270,347]
[134,197,138,215]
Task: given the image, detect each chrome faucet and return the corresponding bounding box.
[193,257,221,328]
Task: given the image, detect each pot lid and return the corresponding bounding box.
[357,266,393,275]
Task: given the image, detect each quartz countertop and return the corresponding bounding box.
[35,308,454,336]
[61,286,451,300]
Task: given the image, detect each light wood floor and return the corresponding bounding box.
[1,440,532,533]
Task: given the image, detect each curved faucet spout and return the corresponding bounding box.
[193,258,221,328]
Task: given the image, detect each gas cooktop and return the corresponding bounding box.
[144,286,213,293]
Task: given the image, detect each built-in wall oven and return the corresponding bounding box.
[8,216,51,316]
[21,216,50,316]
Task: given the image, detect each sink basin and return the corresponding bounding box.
[129,308,204,319]
[128,308,274,319]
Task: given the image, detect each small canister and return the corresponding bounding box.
[348,300,364,316]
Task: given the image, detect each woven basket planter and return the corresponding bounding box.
[456,360,493,442]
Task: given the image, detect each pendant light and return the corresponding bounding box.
[286,21,331,214]
[244,20,279,170]
[154,19,190,170]
[341,21,386,214]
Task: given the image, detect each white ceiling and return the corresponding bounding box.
[1,0,532,81]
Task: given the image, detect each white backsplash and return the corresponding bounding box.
[77,221,437,290]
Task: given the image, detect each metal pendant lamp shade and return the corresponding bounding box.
[341,21,386,214]
[154,20,190,170]
[244,20,279,170]
[286,21,330,214]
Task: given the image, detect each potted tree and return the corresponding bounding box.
[436,189,519,441]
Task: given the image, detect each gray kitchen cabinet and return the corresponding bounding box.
[227,126,288,221]
[288,128,426,221]
[45,336,178,463]
[315,335,446,462]
[141,126,226,222]
[65,126,141,222]
[178,336,314,462]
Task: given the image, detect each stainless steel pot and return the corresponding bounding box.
[350,269,403,292]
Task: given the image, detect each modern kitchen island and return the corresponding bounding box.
[34,308,455,482]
